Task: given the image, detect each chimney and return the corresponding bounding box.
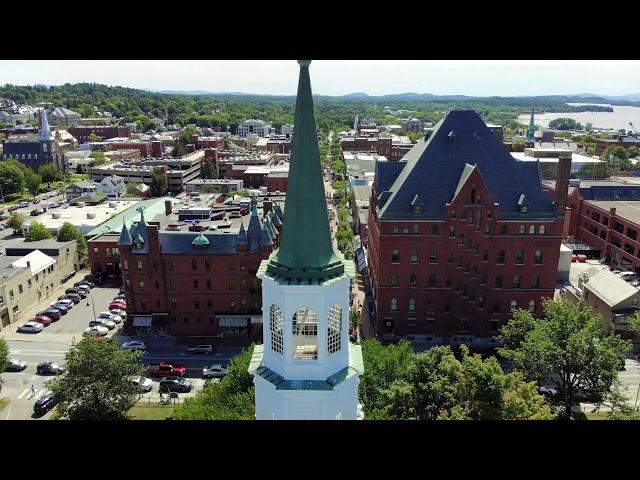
[191,134,199,145]
[165,200,173,216]
[610,207,617,217]
[27,261,31,268]
[151,140,163,157]
[554,154,572,216]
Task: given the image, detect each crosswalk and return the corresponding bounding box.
[16,388,48,401]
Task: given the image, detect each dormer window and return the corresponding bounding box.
[414,205,422,214]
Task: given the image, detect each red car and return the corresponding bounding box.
[145,361,187,378]
[576,254,587,263]
[8,205,19,212]
[109,302,127,311]
[33,315,53,326]
[571,254,578,263]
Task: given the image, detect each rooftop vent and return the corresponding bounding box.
[448,131,456,144]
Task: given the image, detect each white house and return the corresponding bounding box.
[99,175,126,198]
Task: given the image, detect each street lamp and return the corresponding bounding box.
[86,290,97,319]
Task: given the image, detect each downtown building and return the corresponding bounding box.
[367,110,570,349]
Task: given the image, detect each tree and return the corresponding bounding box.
[512,139,526,152]
[173,346,255,420]
[6,212,25,235]
[627,146,639,159]
[88,151,107,167]
[499,298,631,419]
[549,118,582,130]
[0,160,26,196]
[0,338,8,376]
[150,167,168,197]
[88,132,100,143]
[25,171,42,198]
[47,338,144,420]
[601,145,630,170]
[201,158,217,179]
[124,182,140,197]
[25,221,53,241]
[56,222,87,262]
[38,164,63,186]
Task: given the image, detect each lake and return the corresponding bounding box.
[517,103,640,131]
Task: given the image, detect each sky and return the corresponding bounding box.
[0,60,639,97]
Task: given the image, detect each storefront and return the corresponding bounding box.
[217,315,262,337]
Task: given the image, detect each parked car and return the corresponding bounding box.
[53,298,73,308]
[30,209,41,217]
[618,272,638,281]
[50,303,70,314]
[64,293,82,304]
[18,202,29,208]
[7,205,19,212]
[113,294,126,302]
[82,280,96,288]
[159,377,192,393]
[34,391,57,416]
[110,309,127,319]
[129,375,153,393]
[83,326,108,337]
[202,364,227,378]
[98,311,122,323]
[74,281,91,290]
[17,322,44,333]
[187,344,214,355]
[145,362,186,378]
[65,287,81,295]
[33,315,53,326]
[576,254,587,263]
[571,254,578,263]
[76,285,91,295]
[539,386,558,397]
[122,340,147,352]
[5,358,28,372]
[37,361,65,375]
[39,308,61,320]
[89,318,116,330]
[109,302,127,311]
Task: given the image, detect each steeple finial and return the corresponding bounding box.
[527,107,535,142]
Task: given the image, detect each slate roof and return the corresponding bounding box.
[158,232,238,254]
[375,110,556,221]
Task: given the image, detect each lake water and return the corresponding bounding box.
[517,103,640,131]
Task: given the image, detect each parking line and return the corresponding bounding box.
[17,389,31,400]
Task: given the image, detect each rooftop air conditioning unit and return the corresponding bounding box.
[109,202,117,208]
[87,213,96,219]
[52,212,61,219]
[77,201,86,207]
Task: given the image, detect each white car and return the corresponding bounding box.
[83,326,108,337]
[51,298,73,308]
[18,321,44,333]
[98,311,122,324]
[121,340,147,352]
[89,318,116,330]
[129,375,153,393]
[110,309,127,319]
[202,364,228,378]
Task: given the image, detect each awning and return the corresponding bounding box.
[357,246,367,271]
[250,316,263,324]
[218,317,248,327]
[133,316,152,327]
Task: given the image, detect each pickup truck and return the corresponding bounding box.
[144,362,186,378]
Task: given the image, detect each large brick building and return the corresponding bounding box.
[69,125,131,142]
[117,198,284,338]
[366,110,570,349]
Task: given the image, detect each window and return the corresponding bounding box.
[492,301,501,314]
[230,300,236,309]
[490,320,500,332]
[93,247,99,254]
[392,250,400,263]
[123,260,128,271]
[470,186,477,203]
[510,300,518,312]
[483,250,488,261]
[171,298,177,309]
[466,238,472,250]
[403,225,409,234]
[140,299,147,310]
[194,298,200,309]
[478,296,484,309]
[393,225,399,234]
[229,280,235,291]
[532,275,540,288]
[192,259,197,271]
[27,279,32,288]
[500,225,508,235]
[167,260,174,271]
[409,298,416,312]
[240,262,246,272]
[428,274,436,287]
[184,316,189,323]
[18,284,23,294]
[205,259,211,271]
[410,250,418,263]
[138,281,144,290]
[528,300,536,313]
[207,298,213,308]
[458,256,463,267]
[462,284,468,297]
[241,280,247,290]
[410,274,418,287]
[469,289,475,301]
[513,275,521,288]
[450,210,457,220]
[391,273,398,286]
[450,225,455,237]
[459,233,465,245]
[529,225,535,235]
[206,279,212,291]
[475,211,481,230]
[430,250,437,263]
[461,210,467,221]
[519,225,525,235]
[472,266,477,277]
[137,260,143,270]
[497,250,506,264]
[516,250,524,264]
[534,250,543,264]
[455,281,461,293]
[193,279,199,290]
[169,279,176,290]
[292,309,318,360]
[495,274,503,288]
[390,298,398,311]
[125,280,131,291]
[448,252,454,264]
[228,261,235,271]
[431,225,439,235]
[328,305,342,355]
[480,272,487,285]
[539,225,546,235]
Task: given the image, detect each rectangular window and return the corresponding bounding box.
[429,250,437,264]
[194,298,200,309]
[229,280,235,291]
[513,275,521,288]
[490,320,500,332]
[412,225,420,235]
[516,250,524,264]
[137,260,143,270]
[27,279,32,288]
[449,225,455,237]
[532,275,540,288]
[205,259,211,271]
[614,222,625,234]
[138,281,144,290]
[448,252,454,264]
[495,275,503,288]
[171,298,177,309]
[403,225,409,234]
[123,260,128,270]
[431,225,438,235]
[206,279,212,291]
[612,236,622,248]
[393,225,399,234]
[93,247,99,254]
[192,259,197,270]
[140,298,147,310]
[18,284,23,294]
[207,298,213,308]
[193,279,199,290]
[168,260,174,271]
[169,279,176,290]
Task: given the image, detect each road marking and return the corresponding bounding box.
[17,389,31,400]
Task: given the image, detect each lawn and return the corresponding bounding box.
[0,397,9,413]
[128,404,176,420]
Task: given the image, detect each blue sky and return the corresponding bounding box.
[0,60,638,97]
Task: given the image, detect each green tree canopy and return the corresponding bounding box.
[627,146,639,159]
[0,338,8,375]
[6,212,25,235]
[88,150,107,167]
[150,166,168,197]
[25,221,53,241]
[0,160,26,196]
[124,182,140,197]
[200,158,217,179]
[56,222,87,261]
[25,171,42,198]
[47,338,144,420]
[499,298,631,419]
[173,345,255,420]
[549,118,582,130]
[512,139,526,152]
[38,164,63,186]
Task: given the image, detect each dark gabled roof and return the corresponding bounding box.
[374,159,406,193]
[377,110,555,220]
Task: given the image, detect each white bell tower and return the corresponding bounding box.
[248,61,364,420]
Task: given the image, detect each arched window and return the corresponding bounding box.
[328,305,342,355]
[497,250,506,264]
[535,250,543,264]
[292,309,318,360]
[270,305,284,355]
[519,225,525,235]
[410,249,418,263]
[510,300,518,312]
[390,298,398,311]
[391,273,399,286]
[410,273,418,287]
[529,225,535,235]
[539,225,546,235]
[392,250,400,263]
[408,298,416,311]
[528,300,536,313]
[513,274,521,288]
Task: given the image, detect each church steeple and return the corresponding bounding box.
[265,60,345,280]
[527,107,536,142]
[118,218,133,246]
[40,108,53,141]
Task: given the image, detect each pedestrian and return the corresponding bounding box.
[31,384,36,396]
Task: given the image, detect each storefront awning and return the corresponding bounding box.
[133,316,153,327]
[250,316,263,324]
[218,317,248,327]
[357,246,367,271]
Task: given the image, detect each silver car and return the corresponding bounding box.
[202,364,228,378]
[18,321,44,333]
[129,375,153,393]
[122,340,147,352]
[89,318,116,330]
[98,312,122,324]
[83,326,108,337]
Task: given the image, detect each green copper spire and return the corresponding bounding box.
[266,61,345,279]
[527,108,535,142]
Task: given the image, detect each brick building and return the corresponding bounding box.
[115,197,284,338]
[366,110,570,348]
[596,136,640,156]
[69,125,131,142]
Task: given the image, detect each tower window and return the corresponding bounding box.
[328,305,342,355]
[292,309,318,360]
[270,305,284,355]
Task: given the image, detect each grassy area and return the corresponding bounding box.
[0,194,30,207]
[128,404,176,420]
[0,397,9,412]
